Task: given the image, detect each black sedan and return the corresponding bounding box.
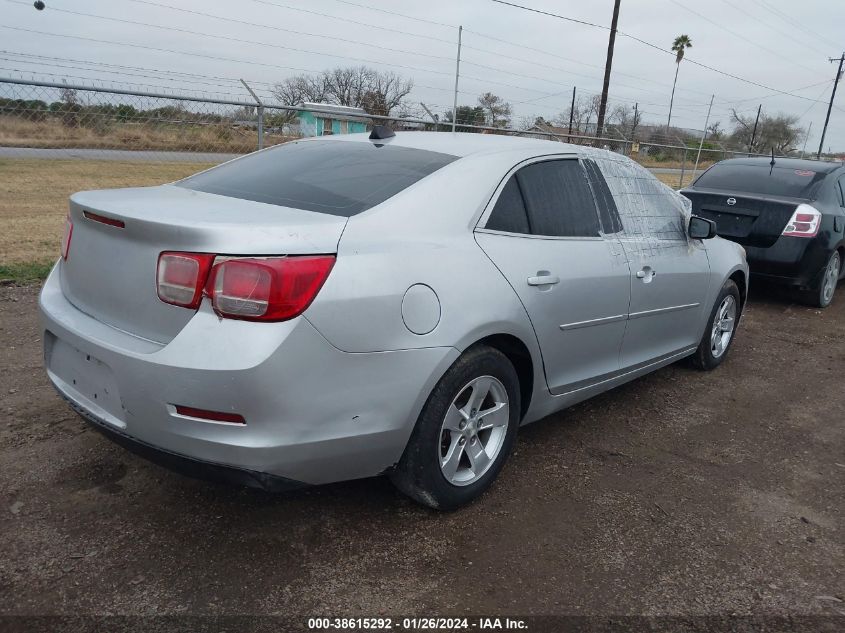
[681,157,845,307]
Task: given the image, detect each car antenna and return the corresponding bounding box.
[769,147,776,174]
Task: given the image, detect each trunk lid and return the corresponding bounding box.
[61,185,347,344]
[681,187,800,248]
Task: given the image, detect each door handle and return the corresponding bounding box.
[527,274,560,286]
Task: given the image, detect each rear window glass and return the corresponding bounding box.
[694,164,826,199]
[176,140,457,216]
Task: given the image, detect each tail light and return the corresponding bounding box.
[174,405,245,425]
[155,252,335,322]
[782,204,822,238]
[208,256,335,321]
[60,214,73,260]
[157,252,215,309]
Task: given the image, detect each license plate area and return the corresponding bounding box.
[47,335,126,426]
[699,209,755,238]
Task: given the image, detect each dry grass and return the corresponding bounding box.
[655,172,696,189]
[637,157,715,170]
[0,159,213,268]
[0,117,290,152]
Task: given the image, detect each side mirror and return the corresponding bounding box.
[689,215,717,239]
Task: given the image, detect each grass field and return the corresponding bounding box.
[0,158,696,283]
[0,159,214,276]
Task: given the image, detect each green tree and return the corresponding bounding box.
[667,34,692,131]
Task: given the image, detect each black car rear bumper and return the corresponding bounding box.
[745,236,832,288]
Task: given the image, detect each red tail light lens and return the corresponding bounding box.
[208,255,335,322]
[157,252,215,309]
[60,214,73,260]
[782,204,822,238]
[174,405,246,425]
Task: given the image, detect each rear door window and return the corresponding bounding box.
[694,164,827,199]
[176,140,457,216]
[486,176,530,234]
[514,160,601,237]
[837,178,845,207]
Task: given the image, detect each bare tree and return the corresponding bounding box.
[477,92,512,127]
[730,110,804,154]
[612,103,642,140]
[707,121,724,141]
[273,66,413,117]
[363,70,413,116]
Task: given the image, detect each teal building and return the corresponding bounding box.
[298,102,369,137]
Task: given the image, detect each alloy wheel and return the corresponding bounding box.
[822,252,841,305]
[438,375,509,487]
[710,295,736,359]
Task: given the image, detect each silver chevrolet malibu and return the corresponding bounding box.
[40,131,748,510]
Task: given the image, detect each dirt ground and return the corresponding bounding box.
[1,282,843,622]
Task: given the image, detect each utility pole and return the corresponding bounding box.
[693,94,715,177]
[817,53,844,159]
[240,78,263,150]
[595,0,621,139]
[420,103,439,126]
[801,121,813,159]
[749,104,761,155]
[451,25,463,133]
[568,86,576,141]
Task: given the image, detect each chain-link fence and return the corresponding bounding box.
[0,75,828,271]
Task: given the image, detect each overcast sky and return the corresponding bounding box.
[2,0,843,151]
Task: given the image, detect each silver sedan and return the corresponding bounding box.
[40,131,748,509]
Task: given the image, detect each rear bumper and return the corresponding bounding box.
[39,262,459,487]
[745,236,830,288]
[57,386,306,492]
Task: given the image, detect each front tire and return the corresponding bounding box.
[389,345,520,511]
[691,279,741,371]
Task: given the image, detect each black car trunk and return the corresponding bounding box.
[681,189,799,248]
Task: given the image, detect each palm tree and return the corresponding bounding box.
[667,35,692,132]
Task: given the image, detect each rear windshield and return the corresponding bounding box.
[176,140,457,216]
[693,164,826,199]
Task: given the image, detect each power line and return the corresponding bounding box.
[325,0,454,30]
[3,1,454,68]
[0,50,271,86]
[752,0,840,50]
[716,0,829,57]
[667,0,828,78]
[214,0,456,45]
[119,0,454,60]
[461,30,713,100]
[489,0,838,105]
[75,0,707,108]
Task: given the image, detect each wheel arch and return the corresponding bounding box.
[728,268,747,309]
[467,333,535,421]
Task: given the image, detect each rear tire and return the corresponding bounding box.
[802,250,840,309]
[691,279,741,371]
[389,345,520,511]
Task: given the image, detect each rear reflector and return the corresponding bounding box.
[782,204,821,238]
[83,210,125,229]
[208,255,335,322]
[174,405,246,424]
[157,252,215,309]
[60,214,73,261]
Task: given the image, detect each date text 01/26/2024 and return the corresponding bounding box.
[307,617,528,630]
